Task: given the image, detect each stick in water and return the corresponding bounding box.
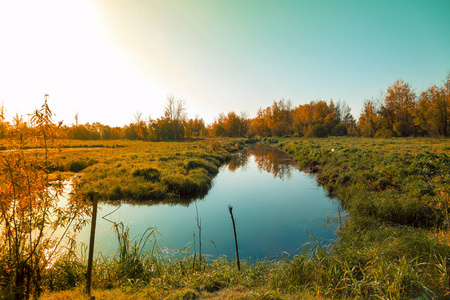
[228,205,241,272]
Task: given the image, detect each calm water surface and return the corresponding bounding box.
[77,144,341,259]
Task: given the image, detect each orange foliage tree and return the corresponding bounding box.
[0,103,6,139]
[358,99,382,137]
[292,100,338,137]
[251,99,293,137]
[381,79,417,136]
[209,112,249,137]
[0,96,90,299]
[417,82,449,137]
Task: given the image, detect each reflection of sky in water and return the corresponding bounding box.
[77,144,341,259]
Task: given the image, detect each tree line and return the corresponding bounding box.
[1,75,449,141]
[359,77,449,137]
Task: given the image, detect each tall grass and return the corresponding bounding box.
[275,136,450,298]
[39,226,450,299]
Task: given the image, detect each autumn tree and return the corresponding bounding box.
[0,102,6,139]
[416,75,450,137]
[67,123,102,140]
[133,111,150,140]
[292,102,313,136]
[358,99,382,137]
[292,100,337,137]
[250,100,293,137]
[185,117,206,138]
[251,107,271,136]
[225,112,248,137]
[382,79,417,136]
[333,100,356,135]
[159,95,187,140]
[267,99,293,136]
[209,113,227,137]
[209,112,249,137]
[0,96,89,299]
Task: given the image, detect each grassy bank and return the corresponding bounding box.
[47,138,248,202]
[3,137,450,299]
[276,137,450,298]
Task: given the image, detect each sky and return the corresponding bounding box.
[0,0,449,127]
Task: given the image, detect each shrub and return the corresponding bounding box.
[305,124,328,138]
[163,172,210,197]
[184,159,218,175]
[375,128,397,138]
[110,185,124,200]
[332,123,348,136]
[66,159,97,172]
[132,167,161,182]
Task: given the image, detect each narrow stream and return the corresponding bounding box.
[76,143,341,259]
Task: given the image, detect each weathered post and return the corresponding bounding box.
[195,202,202,266]
[228,205,240,272]
[86,192,99,296]
[338,206,342,228]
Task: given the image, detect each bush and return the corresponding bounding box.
[132,167,161,182]
[66,159,97,172]
[305,124,328,138]
[109,185,124,200]
[332,123,348,136]
[184,159,218,175]
[375,128,397,138]
[163,172,211,197]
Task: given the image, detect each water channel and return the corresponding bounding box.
[76,143,341,259]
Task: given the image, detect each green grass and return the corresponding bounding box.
[3,137,450,299]
[46,138,248,202]
[276,137,450,298]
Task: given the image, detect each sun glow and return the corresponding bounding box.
[0,0,165,126]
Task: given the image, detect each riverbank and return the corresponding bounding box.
[48,138,249,202]
[276,136,450,298]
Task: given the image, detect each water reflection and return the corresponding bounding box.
[227,143,296,180]
[77,142,340,259]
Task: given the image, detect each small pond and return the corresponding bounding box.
[76,143,341,259]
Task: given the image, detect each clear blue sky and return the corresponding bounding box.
[0,0,449,126]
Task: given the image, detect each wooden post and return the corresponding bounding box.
[195,202,202,266]
[338,206,342,228]
[228,205,240,272]
[86,192,98,296]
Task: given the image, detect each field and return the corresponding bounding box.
[2,137,450,299]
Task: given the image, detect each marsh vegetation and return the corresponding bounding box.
[3,134,449,299]
[73,143,340,261]
[1,94,449,299]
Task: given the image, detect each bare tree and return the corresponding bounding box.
[165,94,186,122]
[134,111,143,124]
[159,95,187,140]
[335,100,355,123]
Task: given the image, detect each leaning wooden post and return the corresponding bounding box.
[338,206,342,228]
[86,192,99,296]
[228,205,240,272]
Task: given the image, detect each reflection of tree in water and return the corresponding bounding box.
[227,150,250,172]
[227,144,297,180]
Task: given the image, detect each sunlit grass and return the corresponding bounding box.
[277,136,450,298]
[3,136,450,299]
[45,138,248,202]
